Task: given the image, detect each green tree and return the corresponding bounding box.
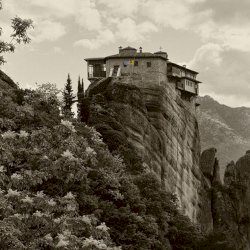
[0,0,33,65]
[62,74,75,118]
[0,86,120,249]
[77,76,85,120]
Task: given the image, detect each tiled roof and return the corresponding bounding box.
[105,52,167,60]
[121,46,137,50]
[168,61,199,74]
[154,51,168,54]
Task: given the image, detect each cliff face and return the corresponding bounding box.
[0,69,17,89]
[84,77,206,223]
[223,151,250,249]
[200,148,250,249]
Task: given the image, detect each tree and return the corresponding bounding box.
[0,0,33,65]
[62,74,75,118]
[77,76,85,120]
[0,86,120,249]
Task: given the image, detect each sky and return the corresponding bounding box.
[1,0,250,107]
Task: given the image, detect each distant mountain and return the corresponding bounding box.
[198,95,250,171]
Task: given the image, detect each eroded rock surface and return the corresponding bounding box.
[222,151,250,249]
[84,77,204,223]
[0,70,17,89]
[203,149,250,249]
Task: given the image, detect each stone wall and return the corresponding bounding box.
[105,58,167,83]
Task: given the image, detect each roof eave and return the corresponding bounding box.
[84,57,105,62]
[168,62,199,74]
[105,55,167,60]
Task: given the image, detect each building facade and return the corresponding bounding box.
[85,46,201,96]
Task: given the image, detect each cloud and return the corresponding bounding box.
[192,0,250,52]
[75,2,102,31]
[116,18,158,42]
[28,0,77,18]
[142,0,250,52]
[142,0,192,30]
[97,0,140,17]
[3,0,103,31]
[74,29,115,50]
[3,0,250,52]
[194,0,250,24]
[53,47,63,54]
[74,17,157,49]
[30,20,66,42]
[189,43,223,70]
[189,44,250,105]
[195,17,250,52]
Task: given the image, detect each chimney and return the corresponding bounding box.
[183,65,186,68]
[119,46,122,53]
[139,46,142,53]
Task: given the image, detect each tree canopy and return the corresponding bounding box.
[62,74,75,119]
[0,0,33,65]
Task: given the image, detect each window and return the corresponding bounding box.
[134,61,138,66]
[88,65,93,77]
[112,65,120,76]
[147,61,151,67]
[123,60,128,67]
[102,64,106,71]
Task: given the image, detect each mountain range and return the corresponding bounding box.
[198,95,250,172]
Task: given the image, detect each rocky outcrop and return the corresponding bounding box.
[200,148,217,179]
[202,148,250,249]
[223,151,250,249]
[0,69,17,89]
[84,76,205,223]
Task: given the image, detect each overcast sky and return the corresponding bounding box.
[1,0,250,107]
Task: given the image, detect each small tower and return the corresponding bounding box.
[154,51,168,60]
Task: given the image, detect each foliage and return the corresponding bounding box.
[0,84,227,249]
[198,230,236,250]
[77,76,85,120]
[62,74,75,119]
[0,86,120,249]
[0,0,33,65]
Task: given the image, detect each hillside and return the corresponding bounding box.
[198,95,250,171]
[0,74,249,248]
[0,79,208,249]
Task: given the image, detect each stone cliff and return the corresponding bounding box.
[200,148,250,249]
[0,69,17,89]
[83,76,208,223]
[223,151,250,249]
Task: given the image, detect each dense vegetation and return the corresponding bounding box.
[0,83,216,249]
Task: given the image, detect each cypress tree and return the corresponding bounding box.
[81,78,84,94]
[77,76,85,120]
[62,73,75,118]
